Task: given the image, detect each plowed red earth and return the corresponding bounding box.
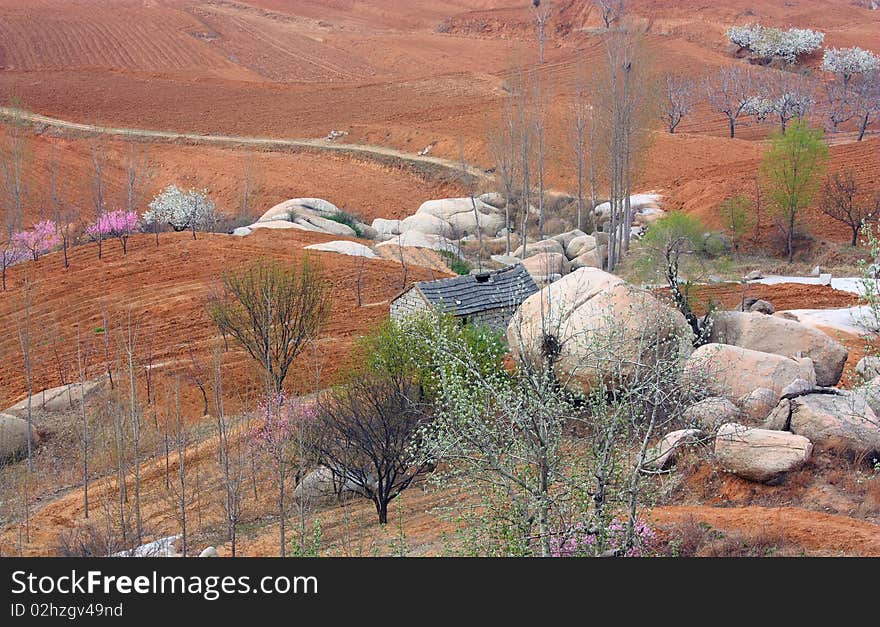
[1,0,877,246]
[0,230,447,416]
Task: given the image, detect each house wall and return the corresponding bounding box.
[390,288,428,320]
[466,305,517,333]
[391,291,519,334]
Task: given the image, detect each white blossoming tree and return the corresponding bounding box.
[727,23,824,65]
[823,47,880,86]
[143,184,217,242]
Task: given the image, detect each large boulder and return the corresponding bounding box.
[565,234,597,259]
[446,210,505,238]
[372,218,402,237]
[714,423,812,483]
[708,311,847,386]
[304,241,377,258]
[292,467,366,503]
[258,198,339,222]
[374,232,459,253]
[552,229,588,251]
[512,238,565,259]
[764,392,880,453]
[643,428,704,471]
[857,375,880,415]
[683,397,741,430]
[294,214,356,237]
[856,356,880,381]
[570,245,606,270]
[736,388,781,423]
[417,197,497,221]
[0,413,36,461]
[521,252,571,278]
[399,213,455,239]
[508,268,692,390]
[478,192,506,209]
[5,379,104,414]
[683,343,816,400]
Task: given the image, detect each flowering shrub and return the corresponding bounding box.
[250,392,316,459]
[143,184,216,236]
[86,210,140,254]
[550,519,658,557]
[12,220,59,261]
[823,47,880,81]
[727,23,824,64]
[0,243,24,290]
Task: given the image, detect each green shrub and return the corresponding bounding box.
[327,210,363,237]
[439,250,472,275]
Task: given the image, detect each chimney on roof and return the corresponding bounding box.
[474,271,492,283]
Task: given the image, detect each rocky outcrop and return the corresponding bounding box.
[736,388,780,423]
[521,252,571,278]
[375,232,459,253]
[764,391,880,453]
[683,343,816,400]
[714,423,812,483]
[399,213,455,238]
[4,379,104,414]
[508,268,692,390]
[304,241,377,258]
[643,428,704,470]
[511,238,565,259]
[856,356,880,381]
[0,413,37,461]
[709,311,847,386]
[565,234,598,259]
[682,397,741,430]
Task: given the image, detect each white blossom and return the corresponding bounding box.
[823,47,880,81]
[143,184,216,232]
[727,23,824,64]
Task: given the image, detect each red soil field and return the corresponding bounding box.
[0,230,450,416]
[1,0,877,247]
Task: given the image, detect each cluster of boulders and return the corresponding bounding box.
[491,228,610,283]
[113,535,219,557]
[506,266,880,484]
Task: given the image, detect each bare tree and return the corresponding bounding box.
[213,344,244,556]
[76,327,92,518]
[314,374,433,524]
[16,279,35,472]
[531,1,553,65]
[853,71,880,141]
[821,170,879,246]
[120,310,143,545]
[207,257,331,393]
[594,0,625,29]
[825,76,855,133]
[772,72,815,134]
[90,140,107,259]
[174,378,187,556]
[534,79,548,240]
[0,106,28,239]
[706,65,756,139]
[661,73,695,133]
[121,136,153,218]
[459,141,484,270]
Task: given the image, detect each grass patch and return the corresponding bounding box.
[439,250,472,275]
[327,210,363,237]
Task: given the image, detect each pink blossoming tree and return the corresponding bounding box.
[12,220,59,262]
[86,210,140,255]
[251,392,317,557]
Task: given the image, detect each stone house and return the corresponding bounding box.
[390,265,539,332]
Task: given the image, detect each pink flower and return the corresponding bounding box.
[12,220,59,260]
[86,210,140,240]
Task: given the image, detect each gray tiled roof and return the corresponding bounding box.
[412,264,538,316]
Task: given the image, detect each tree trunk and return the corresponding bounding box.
[858,113,870,142]
[729,117,736,139]
[376,498,388,525]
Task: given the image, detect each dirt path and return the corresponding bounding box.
[0,106,489,182]
[651,505,880,556]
